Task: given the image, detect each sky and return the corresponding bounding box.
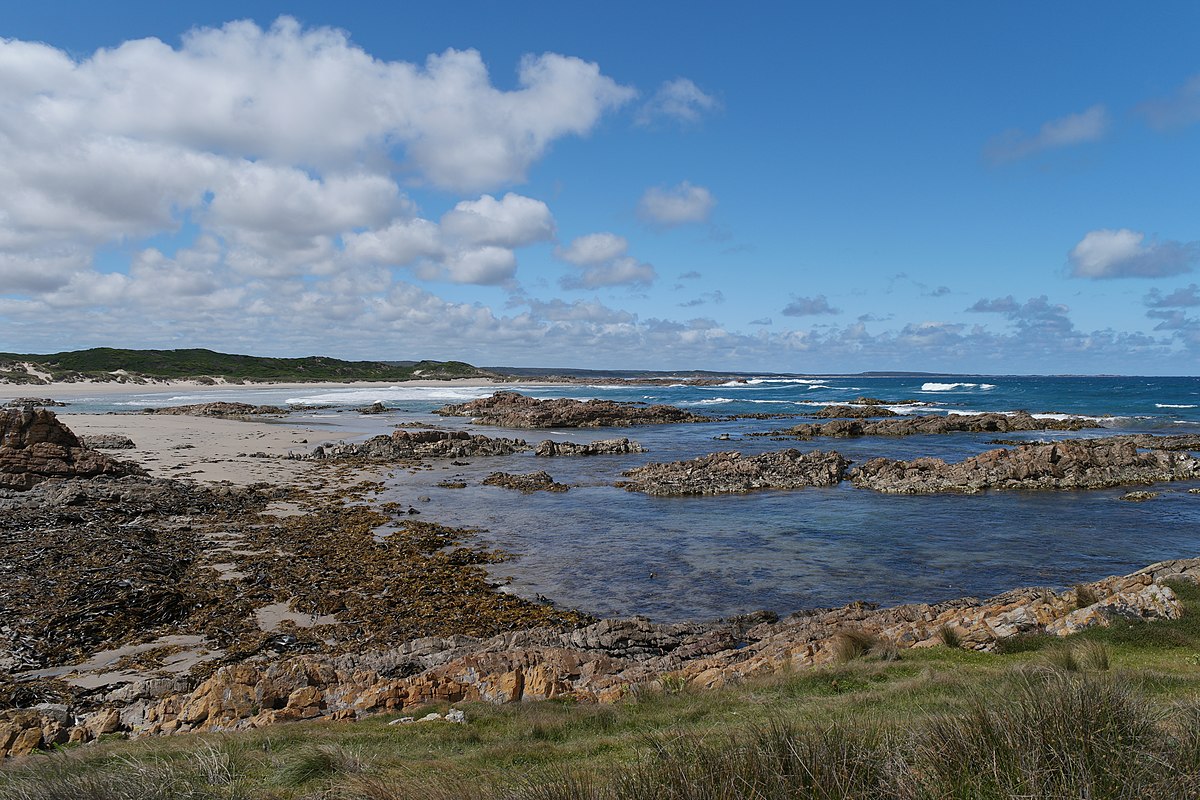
[1,1,1199,374]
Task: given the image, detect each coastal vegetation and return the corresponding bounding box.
[0,349,489,385]
[2,581,1200,798]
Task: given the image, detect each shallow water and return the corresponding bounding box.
[45,374,1200,622]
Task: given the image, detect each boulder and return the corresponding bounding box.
[79,433,136,449]
[0,408,144,490]
[618,449,850,495]
[435,391,712,428]
[143,402,286,417]
[812,405,898,419]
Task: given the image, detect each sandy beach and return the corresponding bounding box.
[58,413,368,486]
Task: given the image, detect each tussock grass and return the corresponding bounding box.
[5,579,1200,799]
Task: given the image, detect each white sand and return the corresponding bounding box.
[0,377,510,400]
[63,413,368,486]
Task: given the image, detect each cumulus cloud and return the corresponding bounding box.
[984,105,1109,164]
[781,295,839,317]
[561,257,657,290]
[637,182,716,227]
[554,232,656,289]
[1138,74,1200,131]
[1068,229,1198,279]
[636,78,719,126]
[0,17,633,298]
[555,232,628,265]
[1144,284,1200,308]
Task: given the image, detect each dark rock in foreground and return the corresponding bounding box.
[0,409,144,491]
[850,439,1200,494]
[314,429,529,460]
[435,391,712,428]
[483,471,569,492]
[535,437,646,456]
[778,411,1102,439]
[619,449,851,495]
[143,402,287,417]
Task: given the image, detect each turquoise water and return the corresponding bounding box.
[32,374,1200,621]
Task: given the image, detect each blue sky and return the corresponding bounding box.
[1,2,1198,373]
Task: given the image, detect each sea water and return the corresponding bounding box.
[46,374,1200,621]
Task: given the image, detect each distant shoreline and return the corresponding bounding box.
[0,377,514,400]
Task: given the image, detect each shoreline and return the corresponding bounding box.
[0,376,514,401]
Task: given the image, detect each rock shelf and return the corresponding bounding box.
[435,391,712,428]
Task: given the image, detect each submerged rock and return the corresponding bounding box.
[0,408,143,490]
[435,391,712,428]
[534,437,646,456]
[618,449,850,495]
[850,439,1200,494]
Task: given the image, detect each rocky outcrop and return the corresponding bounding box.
[313,429,529,460]
[483,471,569,493]
[778,411,1102,439]
[3,398,67,408]
[812,405,898,419]
[535,438,646,456]
[0,409,143,491]
[143,402,287,417]
[359,402,388,414]
[618,449,851,495]
[850,439,1200,494]
[79,434,136,450]
[435,391,712,428]
[4,558,1193,757]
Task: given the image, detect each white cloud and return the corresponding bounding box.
[427,246,518,285]
[555,232,628,265]
[561,256,657,289]
[440,193,555,248]
[984,105,1109,164]
[636,78,719,126]
[1068,228,1198,279]
[637,181,716,227]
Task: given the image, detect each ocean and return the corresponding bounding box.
[47,374,1200,622]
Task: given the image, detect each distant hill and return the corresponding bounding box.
[0,348,493,385]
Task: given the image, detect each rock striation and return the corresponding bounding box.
[313,429,529,460]
[435,391,712,428]
[3,558,1195,757]
[618,449,851,495]
[0,409,143,491]
[483,471,569,492]
[850,439,1200,494]
[777,411,1102,439]
[535,438,646,456]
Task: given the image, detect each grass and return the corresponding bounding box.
[4,579,1200,798]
